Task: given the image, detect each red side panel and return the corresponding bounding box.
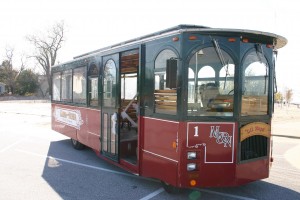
[51,104,78,139]
[236,159,269,185]
[85,108,101,151]
[181,122,237,187]
[51,103,101,151]
[140,117,179,185]
[142,151,178,186]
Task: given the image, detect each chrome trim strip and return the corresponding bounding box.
[142,149,178,163]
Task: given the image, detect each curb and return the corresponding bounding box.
[272,134,300,140]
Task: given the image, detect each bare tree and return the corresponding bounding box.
[27,21,65,96]
[285,89,293,105]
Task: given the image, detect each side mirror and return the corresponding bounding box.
[166,59,177,89]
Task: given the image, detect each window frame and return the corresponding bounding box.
[72,66,87,105]
[61,69,73,103]
[153,48,179,115]
[241,49,271,116]
[52,72,62,101]
[88,63,99,107]
[186,45,236,117]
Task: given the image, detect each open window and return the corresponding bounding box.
[119,49,139,165]
[154,49,178,115]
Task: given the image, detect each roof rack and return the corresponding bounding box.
[73,24,209,59]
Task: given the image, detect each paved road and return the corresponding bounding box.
[0,102,299,199]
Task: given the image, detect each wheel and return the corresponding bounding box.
[71,138,85,150]
[161,181,180,193]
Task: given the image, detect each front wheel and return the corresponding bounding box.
[71,138,85,150]
[161,181,180,193]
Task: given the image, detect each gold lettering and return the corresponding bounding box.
[240,122,271,141]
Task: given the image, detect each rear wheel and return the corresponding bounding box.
[161,181,180,193]
[71,138,85,150]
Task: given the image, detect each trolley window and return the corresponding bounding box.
[73,66,87,104]
[61,69,72,102]
[187,47,235,116]
[103,59,117,108]
[242,50,269,116]
[88,64,99,107]
[154,49,178,115]
[52,72,61,101]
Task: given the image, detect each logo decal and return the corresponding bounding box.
[209,126,232,147]
[54,107,84,130]
[186,122,235,163]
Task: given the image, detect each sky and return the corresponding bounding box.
[0,0,299,99]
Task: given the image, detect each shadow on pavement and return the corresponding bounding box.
[41,140,300,200]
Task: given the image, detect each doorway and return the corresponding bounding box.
[119,49,139,166]
[101,54,119,161]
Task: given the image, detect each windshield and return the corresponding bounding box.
[187,46,235,116]
[241,51,269,116]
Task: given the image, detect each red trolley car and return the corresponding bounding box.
[51,25,287,191]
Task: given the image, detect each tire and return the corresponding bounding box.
[161,181,180,193]
[71,138,85,150]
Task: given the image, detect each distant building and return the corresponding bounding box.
[0,82,5,94]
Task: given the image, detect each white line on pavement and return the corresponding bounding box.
[16,148,257,200]
[0,140,24,153]
[16,148,134,178]
[139,188,164,200]
[198,189,257,200]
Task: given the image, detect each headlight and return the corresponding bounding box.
[187,163,196,171]
[187,152,196,160]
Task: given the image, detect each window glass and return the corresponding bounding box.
[219,64,235,95]
[187,47,235,116]
[73,67,87,104]
[121,73,137,99]
[103,59,117,108]
[154,49,177,115]
[88,64,99,107]
[52,72,61,101]
[61,70,72,102]
[242,51,269,115]
[89,77,98,107]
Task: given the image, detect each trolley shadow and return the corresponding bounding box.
[41,140,300,200]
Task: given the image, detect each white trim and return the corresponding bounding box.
[142,116,179,124]
[186,122,235,164]
[52,103,101,112]
[142,149,178,163]
[87,131,100,137]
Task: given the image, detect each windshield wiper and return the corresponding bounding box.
[273,50,278,93]
[212,38,226,66]
[211,38,228,89]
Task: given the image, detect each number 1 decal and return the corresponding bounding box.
[194,126,199,137]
